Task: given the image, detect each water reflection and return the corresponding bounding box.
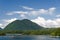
[0,35,60,40]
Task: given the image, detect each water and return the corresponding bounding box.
[0,35,60,40]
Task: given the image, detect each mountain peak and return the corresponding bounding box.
[4,19,43,31]
[21,19,31,21]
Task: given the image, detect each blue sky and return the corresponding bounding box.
[0,0,60,28]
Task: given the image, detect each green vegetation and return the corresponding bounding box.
[50,28,60,36]
[0,28,60,36]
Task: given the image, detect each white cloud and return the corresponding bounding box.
[7,13,14,15]
[0,24,3,28]
[20,14,27,19]
[22,6,34,10]
[38,9,48,14]
[6,11,28,19]
[0,18,17,29]
[31,17,60,28]
[31,17,47,28]
[48,7,56,14]
[20,14,25,17]
[28,11,38,16]
[56,15,60,17]
[28,9,48,16]
[7,7,56,17]
[4,18,17,23]
[7,11,28,15]
[13,11,28,14]
[28,7,56,16]
[46,20,58,28]
[55,18,60,25]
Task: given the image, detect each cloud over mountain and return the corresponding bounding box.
[31,17,60,28]
[0,6,59,28]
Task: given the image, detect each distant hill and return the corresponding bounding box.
[0,28,2,30]
[4,19,43,31]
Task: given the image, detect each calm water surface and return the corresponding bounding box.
[0,35,60,40]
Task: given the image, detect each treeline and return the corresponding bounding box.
[0,28,60,36]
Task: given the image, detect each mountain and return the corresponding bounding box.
[4,19,43,31]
